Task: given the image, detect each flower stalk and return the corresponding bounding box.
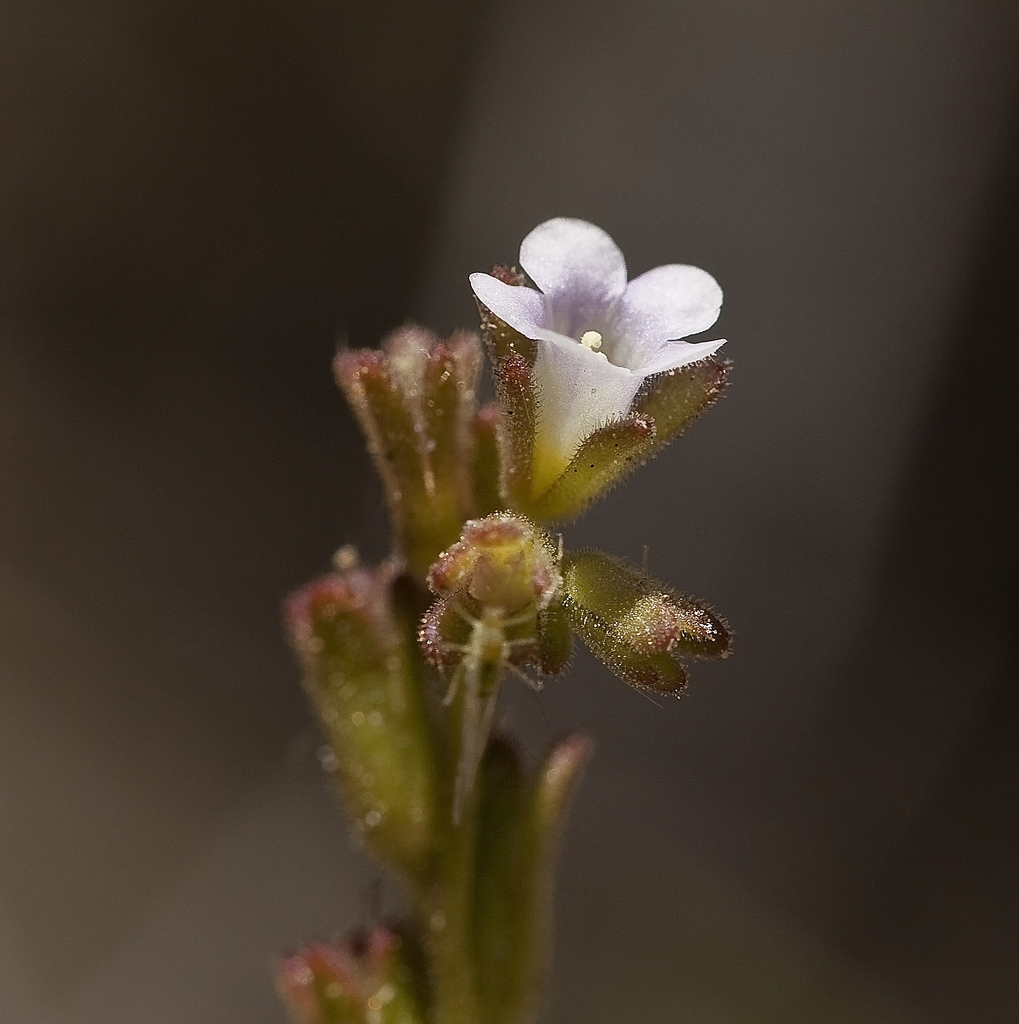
[281,218,733,1024]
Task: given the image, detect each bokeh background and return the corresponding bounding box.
[2,1,1017,1021]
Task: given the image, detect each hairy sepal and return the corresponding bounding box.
[631,356,730,449]
[525,415,657,524]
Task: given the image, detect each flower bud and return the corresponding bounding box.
[427,513,561,617]
[277,926,426,1024]
[335,326,482,581]
[420,514,566,819]
[277,942,361,1024]
[286,560,438,877]
[561,548,729,694]
[420,513,566,687]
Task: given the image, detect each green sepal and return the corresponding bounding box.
[477,282,543,509]
[335,348,420,533]
[537,596,573,676]
[631,357,730,448]
[526,359,728,523]
[525,415,657,524]
[476,267,537,366]
[490,352,538,507]
[286,562,439,879]
[472,734,592,1024]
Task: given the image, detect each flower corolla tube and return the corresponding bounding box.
[471,217,726,490]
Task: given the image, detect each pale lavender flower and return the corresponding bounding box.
[471,217,726,490]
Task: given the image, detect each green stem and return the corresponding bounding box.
[422,807,481,1024]
[418,662,500,1024]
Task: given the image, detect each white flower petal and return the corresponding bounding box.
[519,219,627,334]
[531,331,641,492]
[613,264,723,364]
[639,337,727,378]
[477,219,729,495]
[470,272,548,336]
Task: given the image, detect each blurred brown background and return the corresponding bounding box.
[1,1,1017,1021]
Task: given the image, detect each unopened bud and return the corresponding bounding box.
[421,514,565,819]
[334,326,482,582]
[561,548,729,694]
[277,943,362,1024]
[286,562,438,877]
[422,515,571,677]
[277,926,425,1024]
[427,513,560,615]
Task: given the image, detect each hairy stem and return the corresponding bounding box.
[422,809,481,1024]
[419,658,502,1024]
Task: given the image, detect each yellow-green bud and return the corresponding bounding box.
[277,926,425,1024]
[286,560,439,877]
[561,548,729,694]
[334,326,482,582]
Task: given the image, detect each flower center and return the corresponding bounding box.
[579,330,603,351]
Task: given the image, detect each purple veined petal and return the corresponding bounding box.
[519,219,628,335]
[612,264,723,364]
[531,330,641,492]
[639,337,727,378]
[470,273,549,337]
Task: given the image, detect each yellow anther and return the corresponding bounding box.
[332,543,360,570]
[579,330,603,350]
